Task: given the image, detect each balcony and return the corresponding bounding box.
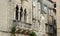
[45,24,53,34]
[48,27,53,33]
[46,28,53,34]
[13,20,32,35]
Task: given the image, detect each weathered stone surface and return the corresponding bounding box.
[57,0,60,36]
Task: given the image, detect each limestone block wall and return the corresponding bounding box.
[0,0,16,31]
[57,0,60,36]
[0,0,46,36]
[0,0,14,36]
[0,32,11,36]
[0,0,20,36]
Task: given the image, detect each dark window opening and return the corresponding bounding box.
[16,5,19,20]
[54,3,56,8]
[53,8,56,15]
[20,6,23,21]
[24,8,27,22]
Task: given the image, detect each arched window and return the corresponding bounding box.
[20,6,23,21]
[16,5,19,20]
[24,8,27,22]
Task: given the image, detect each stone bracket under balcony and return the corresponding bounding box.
[15,28,32,35]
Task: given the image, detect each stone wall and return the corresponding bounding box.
[57,0,60,35]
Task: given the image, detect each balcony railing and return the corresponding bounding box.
[13,20,32,30]
[45,24,53,34]
[13,20,39,32]
[46,28,53,34]
[13,20,33,35]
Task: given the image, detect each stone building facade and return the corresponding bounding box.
[40,0,57,36]
[57,0,60,36]
[0,0,41,36]
[0,0,57,36]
